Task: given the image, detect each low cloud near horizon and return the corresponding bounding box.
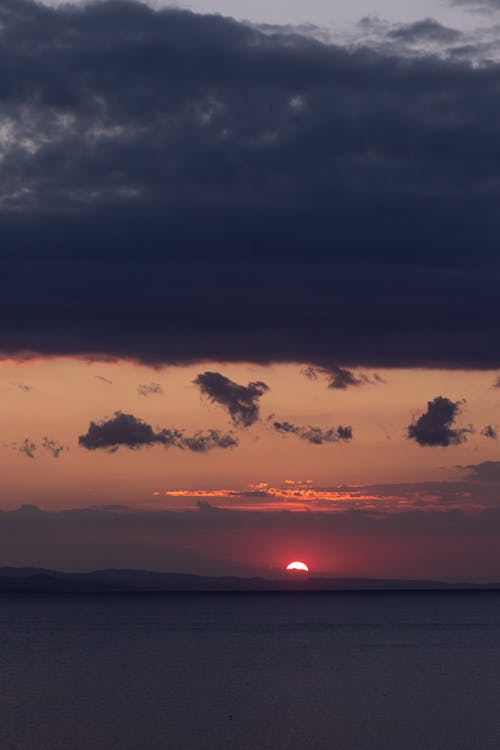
[2,495,500,580]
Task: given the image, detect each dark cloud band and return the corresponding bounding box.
[1,1,500,367]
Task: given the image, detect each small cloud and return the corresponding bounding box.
[19,438,37,459]
[94,375,113,385]
[302,365,385,389]
[181,430,238,452]
[329,367,365,389]
[481,424,497,439]
[13,383,32,393]
[15,436,67,459]
[137,382,163,397]
[272,420,353,445]
[194,372,269,427]
[79,411,237,453]
[41,437,67,458]
[301,366,320,381]
[407,396,473,447]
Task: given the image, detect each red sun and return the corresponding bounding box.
[286,561,309,572]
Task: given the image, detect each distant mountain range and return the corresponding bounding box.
[0,568,498,594]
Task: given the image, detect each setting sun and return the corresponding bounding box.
[286,561,309,572]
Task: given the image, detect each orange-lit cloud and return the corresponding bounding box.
[158,479,480,513]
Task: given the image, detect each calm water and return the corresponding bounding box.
[1,592,500,750]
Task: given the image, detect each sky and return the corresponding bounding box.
[3,0,500,580]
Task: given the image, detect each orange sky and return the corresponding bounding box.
[2,357,500,579]
[0,357,499,509]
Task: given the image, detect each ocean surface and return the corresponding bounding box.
[1,591,500,750]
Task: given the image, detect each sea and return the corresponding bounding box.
[1,591,499,750]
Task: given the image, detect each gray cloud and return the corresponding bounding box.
[272,420,353,445]
[407,396,473,447]
[194,372,269,427]
[387,19,462,44]
[137,382,163,397]
[78,411,237,452]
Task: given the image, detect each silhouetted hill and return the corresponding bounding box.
[0,568,498,594]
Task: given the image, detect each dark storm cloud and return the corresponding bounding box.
[272,420,353,445]
[2,1,500,366]
[407,396,473,447]
[137,382,163,397]
[78,411,237,452]
[194,372,269,427]
[481,424,497,439]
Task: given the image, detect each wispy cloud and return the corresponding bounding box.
[302,366,385,390]
[14,437,67,460]
[137,382,163,397]
[94,375,113,385]
[271,420,352,445]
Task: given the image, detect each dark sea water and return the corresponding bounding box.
[1,592,500,750]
